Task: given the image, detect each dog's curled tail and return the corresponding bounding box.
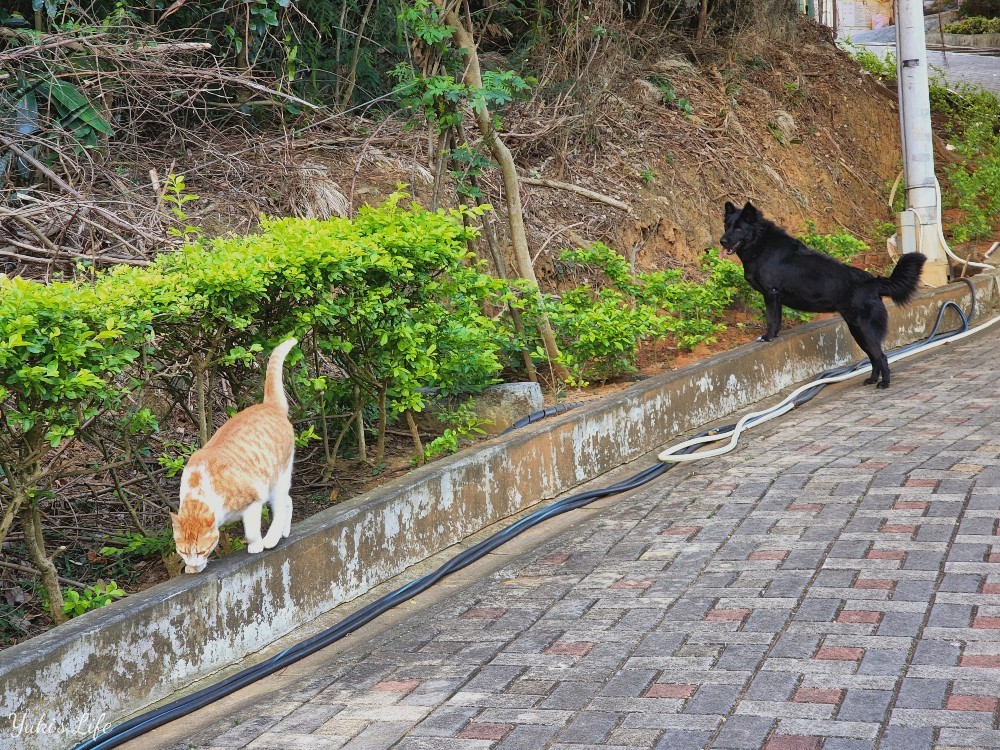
[877,252,927,306]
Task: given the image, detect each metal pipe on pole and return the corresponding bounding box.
[893,0,951,285]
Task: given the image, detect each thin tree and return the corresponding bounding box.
[431,0,568,381]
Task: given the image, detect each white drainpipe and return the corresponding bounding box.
[892,0,950,285]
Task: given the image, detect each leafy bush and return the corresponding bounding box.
[944,16,1000,33]
[58,581,125,619]
[0,193,514,620]
[938,86,1000,243]
[100,530,176,559]
[850,45,897,83]
[798,221,869,263]
[527,243,734,385]
[421,399,492,462]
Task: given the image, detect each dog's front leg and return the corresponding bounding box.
[758,292,782,342]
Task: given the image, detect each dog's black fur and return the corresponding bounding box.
[720,200,927,389]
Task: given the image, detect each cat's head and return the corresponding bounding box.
[171,500,219,573]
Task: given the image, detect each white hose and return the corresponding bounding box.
[933,177,994,272]
[658,310,1000,463]
[887,170,995,273]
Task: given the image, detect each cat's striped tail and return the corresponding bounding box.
[263,338,298,413]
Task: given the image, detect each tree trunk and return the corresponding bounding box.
[21,502,67,625]
[405,410,425,465]
[340,0,376,107]
[374,387,388,465]
[695,0,710,43]
[433,0,568,381]
[0,483,27,549]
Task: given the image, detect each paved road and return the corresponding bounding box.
[925,50,999,95]
[857,43,1000,94]
[147,326,1000,750]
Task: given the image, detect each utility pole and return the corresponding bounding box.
[892,0,950,286]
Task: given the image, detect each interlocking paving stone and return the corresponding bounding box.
[168,330,1000,750]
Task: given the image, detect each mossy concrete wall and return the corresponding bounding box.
[0,273,995,750]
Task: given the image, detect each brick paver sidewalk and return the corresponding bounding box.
[169,328,1000,750]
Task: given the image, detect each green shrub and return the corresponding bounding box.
[0,193,515,620]
[58,581,125,619]
[937,85,1000,242]
[421,398,492,462]
[798,221,869,263]
[850,44,1000,244]
[526,243,735,386]
[944,16,1000,33]
[100,530,176,559]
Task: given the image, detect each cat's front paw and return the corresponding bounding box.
[247,540,265,554]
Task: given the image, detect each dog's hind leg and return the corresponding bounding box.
[847,321,890,388]
[760,293,783,342]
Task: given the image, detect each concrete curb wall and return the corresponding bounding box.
[941,33,1000,49]
[1,273,996,750]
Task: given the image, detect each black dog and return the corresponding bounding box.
[720,200,926,389]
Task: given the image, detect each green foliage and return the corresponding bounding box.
[647,75,694,115]
[156,439,196,477]
[767,121,787,145]
[783,80,805,107]
[0,274,148,464]
[641,255,738,350]
[100,529,175,558]
[526,243,734,386]
[0,192,513,516]
[798,221,868,263]
[58,581,125,619]
[849,45,897,83]
[163,173,203,240]
[944,16,1000,34]
[851,42,999,243]
[393,0,534,133]
[421,398,492,461]
[545,285,668,386]
[937,85,1000,243]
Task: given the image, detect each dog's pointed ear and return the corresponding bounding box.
[739,201,759,222]
[724,200,739,218]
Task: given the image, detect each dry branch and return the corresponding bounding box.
[521,176,633,214]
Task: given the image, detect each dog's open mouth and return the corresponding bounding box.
[720,239,742,257]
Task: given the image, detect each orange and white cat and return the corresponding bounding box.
[171,338,297,573]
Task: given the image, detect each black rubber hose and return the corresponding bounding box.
[74,295,975,750]
[499,401,584,434]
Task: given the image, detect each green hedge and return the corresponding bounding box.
[944,16,1000,34]
[1,193,521,620]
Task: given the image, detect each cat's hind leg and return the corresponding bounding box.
[262,459,293,549]
[242,500,267,554]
